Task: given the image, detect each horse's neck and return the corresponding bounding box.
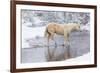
[71,26,77,32]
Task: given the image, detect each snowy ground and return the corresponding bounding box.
[21,24,90,63]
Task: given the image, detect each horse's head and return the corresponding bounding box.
[73,23,82,32]
[76,24,80,30]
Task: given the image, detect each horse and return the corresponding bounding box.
[44,22,81,46]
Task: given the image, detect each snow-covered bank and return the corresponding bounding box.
[22,24,46,48]
[64,53,92,65]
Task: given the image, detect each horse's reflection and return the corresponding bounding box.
[45,45,71,62]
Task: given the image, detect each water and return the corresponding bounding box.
[21,31,90,63]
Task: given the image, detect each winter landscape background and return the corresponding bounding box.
[21,9,90,63]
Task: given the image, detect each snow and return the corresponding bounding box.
[65,53,92,64]
[81,24,90,31]
[22,24,46,48]
[23,21,33,27]
[33,17,43,26]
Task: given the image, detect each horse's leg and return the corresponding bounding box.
[67,33,70,45]
[64,34,67,46]
[50,33,54,40]
[47,34,51,46]
[50,33,57,46]
[47,33,55,46]
[64,32,69,46]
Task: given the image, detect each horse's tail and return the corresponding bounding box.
[44,27,49,37]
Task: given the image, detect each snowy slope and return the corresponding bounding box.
[22,24,46,48]
[64,53,92,65]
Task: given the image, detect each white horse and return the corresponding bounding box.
[44,22,81,46]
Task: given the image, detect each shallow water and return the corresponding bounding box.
[21,31,90,63]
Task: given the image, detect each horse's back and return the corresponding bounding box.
[47,23,64,35]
